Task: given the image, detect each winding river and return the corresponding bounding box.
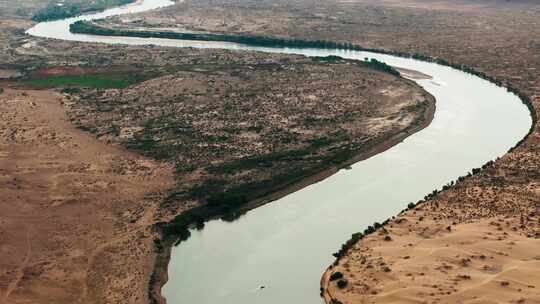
[27,1,533,303]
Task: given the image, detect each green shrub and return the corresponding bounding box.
[336,279,348,289]
[207,192,247,208]
[33,0,136,22]
[329,272,344,281]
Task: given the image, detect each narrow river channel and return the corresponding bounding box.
[27,1,532,303]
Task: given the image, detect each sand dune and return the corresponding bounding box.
[323,203,540,304]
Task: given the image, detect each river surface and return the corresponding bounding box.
[27,1,532,304]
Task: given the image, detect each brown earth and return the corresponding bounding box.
[93,0,540,303]
[322,205,540,304]
[0,88,176,304]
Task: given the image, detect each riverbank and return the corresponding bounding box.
[149,85,435,304]
[32,0,138,22]
[321,210,540,304]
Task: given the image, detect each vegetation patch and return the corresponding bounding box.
[329,271,344,281]
[207,192,248,209]
[208,149,311,174]
[70,21,367,50]
[20,74,142,89]
[32,0,136,22]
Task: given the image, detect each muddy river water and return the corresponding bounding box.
[27,1,532,303]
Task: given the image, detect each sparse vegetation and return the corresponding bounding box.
[329,271,344,281]
[20,74,140,89]
[70,21,371,51]
[32,0,136,22]
[336,279,348,289]
[207,192,248,209]
[57,49,432,242]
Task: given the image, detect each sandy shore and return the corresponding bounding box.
[396,67,433,80]
[321,148,540,303]
[321,201,540,303]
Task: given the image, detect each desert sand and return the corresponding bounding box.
[0,88,175,304]
[322,190,540,304]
